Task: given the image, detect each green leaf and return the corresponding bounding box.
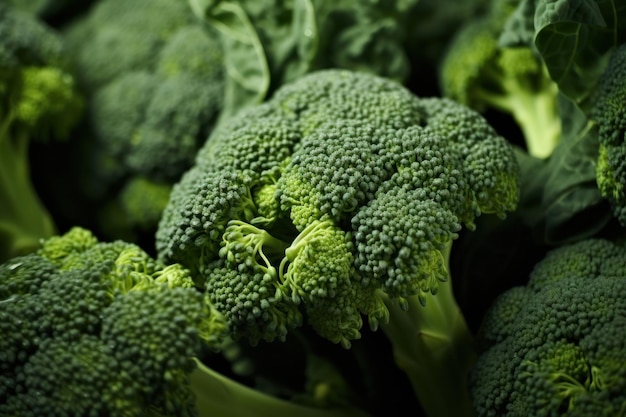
[188,0,270,117]
[532,0,626,105]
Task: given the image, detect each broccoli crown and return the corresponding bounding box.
[470,238,626,417]
[0,227,226,417]
[62,0,225,238]
[156,69,519,347]
[591,43,626,227]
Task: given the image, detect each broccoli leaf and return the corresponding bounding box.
[515,95,613,244]
[502,0,626,106]
[189,0,271,117]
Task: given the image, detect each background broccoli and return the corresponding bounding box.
[470,238,626,417]
[156,68,520,417]
[34,0,226,246]
[590,43,626,229]
[438,0,561,159]
[0,3,83,263]
[0,226,372,417]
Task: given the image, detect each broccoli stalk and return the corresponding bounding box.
[190,359,371,417]
[0,65,83,262]
[0,103,56,260]
[439,18,561,159]
[378,242,477,417]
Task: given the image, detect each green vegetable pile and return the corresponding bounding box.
[1,0,626,416]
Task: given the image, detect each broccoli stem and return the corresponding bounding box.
[378,242,477,417]
[0,122,56,262]
[190,359,373,417]
[477,77,561,159]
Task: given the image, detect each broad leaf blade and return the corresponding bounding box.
[533,0,626,105]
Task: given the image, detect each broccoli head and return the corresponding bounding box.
[58,0,225,242]
[157,69,520,417]
[590,43,626,229]
[439,7,561,159]
[0,227,374,417]
[0,227,226,416]
[0,3,83,262]
[470,238,626,417]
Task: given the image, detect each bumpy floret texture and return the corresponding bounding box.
[591,43,626,227]
[157,69,519,347]
[470,238,626,417]
[0,227,225,417]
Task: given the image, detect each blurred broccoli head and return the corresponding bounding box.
[61,0,225,242]
[0,227,226,416]
[470,238,626,417]
[591,43,626,228]
[0,3,84,262]
[156,69,520,348]
[439,9,561,159]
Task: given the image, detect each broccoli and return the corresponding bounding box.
[470,238,626,417]
[438,2,561,159]
[0,226,372,417]
[0,3,84,263]
[590,43,626,229]
[156,69,520,417]
[59,0,225,242]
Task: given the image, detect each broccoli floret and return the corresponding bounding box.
[1,227,371,417]
[59,0,224,243]
[439,6,561,159]
[590,43,626,228]
[157,68,520,417]
[470,238,626,417]
[0,4,83,262]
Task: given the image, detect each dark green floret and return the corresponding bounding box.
[0,227,226,416]
[471,238,626,417]
[590,43,626,228]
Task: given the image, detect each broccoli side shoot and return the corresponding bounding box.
[0,4,83,262]
[470,238,626,417]
[590,43,626,229]
[157,68,520,417]
[439,5,561,158]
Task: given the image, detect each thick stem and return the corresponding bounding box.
[378,243,477,417]
[190,359,372,417]
[0,124,56,261]
[478,81,561,159]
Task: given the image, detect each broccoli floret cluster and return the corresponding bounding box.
[0,227,226,417]
[0,3,83,262]
[470,238,626,417]
[61,0,225,242]
[157,69,520,348]
[591,43,626,228]
[438,0,561,159]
